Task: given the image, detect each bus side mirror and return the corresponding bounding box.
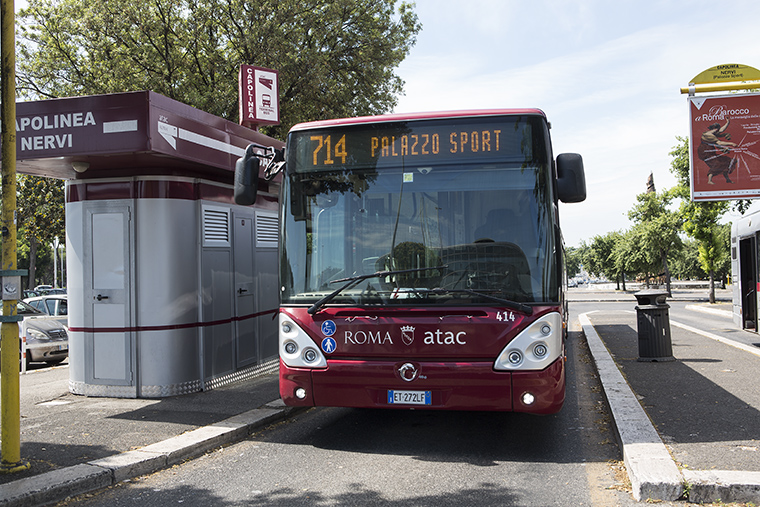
[234,146,260,206]
[556,153,586,203]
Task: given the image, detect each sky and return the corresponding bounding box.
[392,0,760,247]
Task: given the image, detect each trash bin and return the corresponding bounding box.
[634,289,674,362]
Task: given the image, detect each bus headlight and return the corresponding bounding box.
[303,348,318,363]
[494,312,562,371]
[279,313,327,369]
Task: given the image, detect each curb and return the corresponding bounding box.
[0,399,302,507]
[579,313,683,502]
[683,470,760,504]
[581,312,760,504]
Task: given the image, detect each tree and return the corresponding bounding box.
[611,229,638,291]
[680,201,728,303]
[17,0,422,139]
[627,190,683,295]
[621,225,655,285]
[670,239,705,281]
[16,175,66,289]
[714,223,732,283]
[585,232,628,288]
[14,0,419,288]
[668,137,743,302]
[565,244,588,279]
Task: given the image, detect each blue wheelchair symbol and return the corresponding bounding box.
[321,320,336,336]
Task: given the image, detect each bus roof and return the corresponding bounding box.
[289,109,547,132]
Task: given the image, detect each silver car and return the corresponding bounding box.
[24,294,68,318]
[1,301,69,367]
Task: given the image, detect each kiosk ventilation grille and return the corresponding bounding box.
[256,212,278,248]
[203,208,230,246]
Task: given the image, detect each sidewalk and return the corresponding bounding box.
[580,307,760,503]
[0,370,300,506]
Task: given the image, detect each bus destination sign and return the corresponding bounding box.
[290,118,536,171]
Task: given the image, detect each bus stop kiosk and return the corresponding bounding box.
[16,91,283,397]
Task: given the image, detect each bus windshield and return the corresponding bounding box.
[281,115,558,307]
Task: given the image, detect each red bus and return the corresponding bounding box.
[236,109,585,413]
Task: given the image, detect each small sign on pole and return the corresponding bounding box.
[239,65,280,128]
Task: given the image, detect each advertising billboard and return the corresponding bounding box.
[239,65,280,128]
[690,93,760,201]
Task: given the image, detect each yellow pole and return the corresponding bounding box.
[680,81,760,94]
[0,0,29,474]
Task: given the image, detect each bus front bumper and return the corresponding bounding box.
[279,356,565,414]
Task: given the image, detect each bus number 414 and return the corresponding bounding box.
[496,311,516,322]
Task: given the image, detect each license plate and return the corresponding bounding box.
[387,390,431,405]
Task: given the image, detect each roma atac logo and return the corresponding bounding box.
[401,326,415,346]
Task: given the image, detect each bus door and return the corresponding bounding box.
[739,234,758,330]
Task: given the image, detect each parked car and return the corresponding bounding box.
[0,301,69,367]
[24,294,68,318]
[32,285,66,295]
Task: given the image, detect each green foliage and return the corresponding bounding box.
[565,244,588,278]
[17,174,65,245]
[613,228,646,281]
[670,139,725,260]
[715,223,732,280]
[667,137,742,300]
[669,136,690,191]
[12,0,419,287]
[670,239,706,280]
[17,0,422,139]
[16,175,66,288]
[585,232,618,279]
[627,190,683,286]
[17,237,56,287]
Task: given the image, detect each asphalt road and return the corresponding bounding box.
[60,320,640,506]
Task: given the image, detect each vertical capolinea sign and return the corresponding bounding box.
[690,93,760,201]
[239,65,280,128]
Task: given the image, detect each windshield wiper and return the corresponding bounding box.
[425,288,533,315]
[307,265,447,315]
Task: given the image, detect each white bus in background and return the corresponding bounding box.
[731,210,760,331]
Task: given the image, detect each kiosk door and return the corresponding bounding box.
[84,205,134,386]
[739,235,758,330]
[234,215,258,368]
